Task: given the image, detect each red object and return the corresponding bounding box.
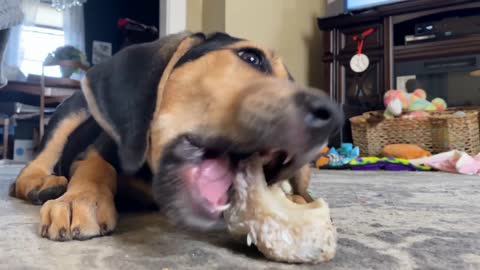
[352,28,375,55]
[117,18,129,28]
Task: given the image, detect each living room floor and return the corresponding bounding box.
[1,164,479,270]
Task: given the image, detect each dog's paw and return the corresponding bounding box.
[28,175,68,205]
[39,189,117,241]
[13,168,68,205]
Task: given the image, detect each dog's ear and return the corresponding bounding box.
[82,32,205,173]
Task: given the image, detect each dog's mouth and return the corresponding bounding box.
[155,134,303,227]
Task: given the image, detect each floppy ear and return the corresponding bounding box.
[82,32,205,173]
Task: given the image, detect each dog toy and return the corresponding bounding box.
[224,155,337,264]
[320,143,360,168]
[400,111,429,120]
[315,146,330,168]
[382,144,432,159]
[315,143,360,169]
[349,157,430,171]
[331,143,359,166]
[383,89,447,119]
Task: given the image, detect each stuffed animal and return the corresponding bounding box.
[315,143,360,168]
[383,89,447,119]
[382,144,432,159]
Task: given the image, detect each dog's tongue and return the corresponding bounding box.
[195,158,233,206]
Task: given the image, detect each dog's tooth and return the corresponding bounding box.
[216,203,231,212]
[283,155,293,165]
[246,233,253,246]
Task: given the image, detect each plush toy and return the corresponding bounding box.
[349,157,431,171]
[383,89,447,119]
[383,89,407,117]
[382,144,432,159]
[315,146,330,168]
[400,111,429,120]
[315,143,360,169]
[327,144,360,167]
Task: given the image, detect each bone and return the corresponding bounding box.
[223,155,337,264]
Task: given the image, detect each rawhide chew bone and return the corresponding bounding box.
[224,156,337,264]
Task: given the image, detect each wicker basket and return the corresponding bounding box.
[350,110,480,156]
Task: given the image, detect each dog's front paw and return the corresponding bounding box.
[12,167,68,204]
[39,189,117,241]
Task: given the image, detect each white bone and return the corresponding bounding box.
[224,156,337,264]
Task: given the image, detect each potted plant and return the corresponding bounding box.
[44,45,90,78]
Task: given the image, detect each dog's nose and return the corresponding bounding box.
[295,91,344,134]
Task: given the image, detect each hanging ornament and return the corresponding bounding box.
[350,28,375,73]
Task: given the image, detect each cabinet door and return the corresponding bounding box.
[340,56,384,110]
[338,56,385,142]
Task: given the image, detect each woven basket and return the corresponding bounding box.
[350,110,480,156]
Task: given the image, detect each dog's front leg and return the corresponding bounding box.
[39,149,118,241]
[289,165,314,202]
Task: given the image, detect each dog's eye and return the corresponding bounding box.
[238,49,264,68]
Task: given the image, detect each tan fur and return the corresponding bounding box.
[286,194,308,204]
[14,111,88,200]
[81,78,120,143]
[149,42,297,173]
[289,165,313,202]
[39,175,68,192]
[39,149,117,240]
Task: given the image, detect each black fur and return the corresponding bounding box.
[175,32,242,68]
[54,117,102,177]
[85,38,174,173]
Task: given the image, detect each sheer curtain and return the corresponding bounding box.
[63,5,85,53]
[21,0,40,25]
[4,0,39,74]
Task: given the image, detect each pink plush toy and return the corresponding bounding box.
[383,89,447,119]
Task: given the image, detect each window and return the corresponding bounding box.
[19,25,64,77]
[18,3,65,77]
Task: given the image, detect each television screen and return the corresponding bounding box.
[347,0,406,10]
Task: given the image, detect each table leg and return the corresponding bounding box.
[3,118,9,159]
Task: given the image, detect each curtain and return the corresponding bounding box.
[3,0,36,81]
[3,26,20,68]
[21,0,40,26]
[63,5,85,53]
[4,0,39,69]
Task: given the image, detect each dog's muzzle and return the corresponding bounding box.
[153,79,344,229]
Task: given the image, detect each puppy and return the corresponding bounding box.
[10,32,343,241]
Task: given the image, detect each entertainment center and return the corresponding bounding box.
[318,0,480,143]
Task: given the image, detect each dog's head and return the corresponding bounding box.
[82,32,344,228]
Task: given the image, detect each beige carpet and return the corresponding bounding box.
[1,164,479,270]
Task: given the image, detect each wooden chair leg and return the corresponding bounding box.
[3,118,9,159]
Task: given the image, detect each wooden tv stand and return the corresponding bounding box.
[317,0,480,143]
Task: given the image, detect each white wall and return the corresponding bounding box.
[159,0,187,37]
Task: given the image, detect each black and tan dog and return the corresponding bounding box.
[9,32,343,241]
